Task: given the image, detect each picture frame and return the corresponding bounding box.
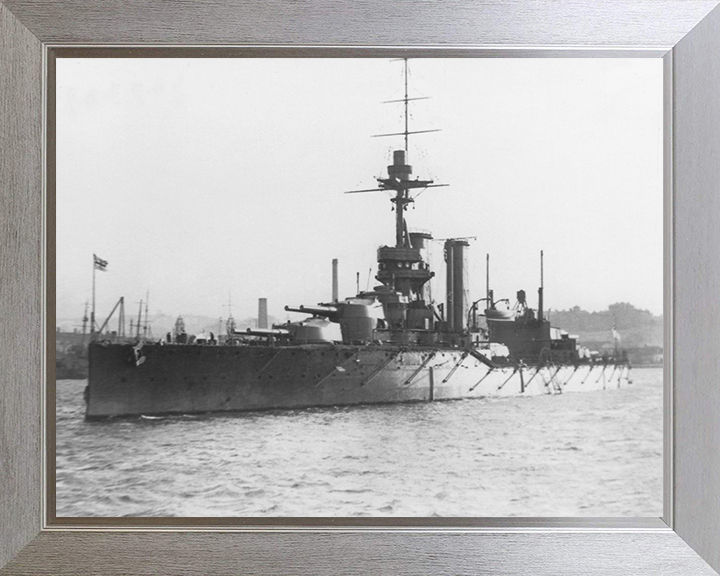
[1,1,719,574]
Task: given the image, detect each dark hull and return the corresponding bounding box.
[86,342,629,419]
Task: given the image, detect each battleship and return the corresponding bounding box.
[85,61,629,420]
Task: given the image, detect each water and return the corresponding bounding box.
[56,367,662,517]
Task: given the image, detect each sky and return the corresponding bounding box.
[56,58,663,326]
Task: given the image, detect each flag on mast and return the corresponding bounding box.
[93,254,108,271]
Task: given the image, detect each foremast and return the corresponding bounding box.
[346,59,449,331]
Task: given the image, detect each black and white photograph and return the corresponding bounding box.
[55,57,663,518]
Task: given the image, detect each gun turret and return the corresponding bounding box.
[286,301,384,343]
[284,305,339,321]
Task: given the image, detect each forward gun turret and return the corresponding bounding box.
[285,300,384,343]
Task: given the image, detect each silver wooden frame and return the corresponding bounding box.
[2,1,720,574]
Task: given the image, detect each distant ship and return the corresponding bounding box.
[85,60,629,419]
[56,303,89,380]
[56,336,88,380]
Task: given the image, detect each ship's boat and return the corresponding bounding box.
[484,309,515,321]
[85,61,629,420]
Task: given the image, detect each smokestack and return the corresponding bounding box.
[258,298,268,329]
[409,231,433,302]
[451,240,469,332]
[332,259,339,302]
[445,239,470,332]
[445,240,455,331]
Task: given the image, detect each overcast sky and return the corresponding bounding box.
[56,58,663,326]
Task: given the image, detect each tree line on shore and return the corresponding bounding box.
[548,302,662,348]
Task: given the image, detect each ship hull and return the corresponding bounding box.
[86,342,629,419]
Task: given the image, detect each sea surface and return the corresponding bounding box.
[56,367,663,517]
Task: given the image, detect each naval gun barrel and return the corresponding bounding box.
[240,328,291,337]
[284,305,339,320]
